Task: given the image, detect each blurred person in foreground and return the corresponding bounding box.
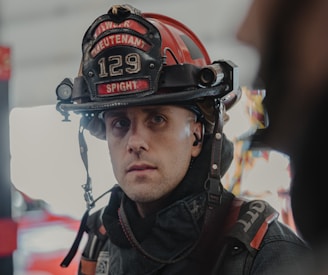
[237,0,328,272]
[56,4,309,275]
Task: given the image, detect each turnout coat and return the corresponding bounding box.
[69,135,309,274]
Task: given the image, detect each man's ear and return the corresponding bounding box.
[192,133,202,146]
[191,122,203,157]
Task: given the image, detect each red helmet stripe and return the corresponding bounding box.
[97,79,150,96]
[94,19,148,39]
[91,34,151,58]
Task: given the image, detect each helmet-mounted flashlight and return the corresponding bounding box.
[198,63,224,87]
[56,78,74,121]
[56,78,73,102]
[198,60,239,96]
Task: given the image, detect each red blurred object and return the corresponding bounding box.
[12,187,84,275]
[0,46,11,80]
[0,219,18,257]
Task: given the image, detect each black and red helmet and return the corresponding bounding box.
[56,4,239,119]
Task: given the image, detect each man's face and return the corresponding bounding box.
[103,105,202,208]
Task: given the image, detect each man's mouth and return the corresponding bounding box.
[127,163,156,173]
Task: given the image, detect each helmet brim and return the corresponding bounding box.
[58,85,231,113]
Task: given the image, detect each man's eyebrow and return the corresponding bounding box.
[103,109,127,118]
[104,106,172,119]
[142,106,168,112]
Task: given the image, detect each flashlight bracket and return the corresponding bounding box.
[213,60,239,93]
[56,102,71,122]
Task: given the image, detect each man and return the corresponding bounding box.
[237,0,328,248]
[56,4,308,275]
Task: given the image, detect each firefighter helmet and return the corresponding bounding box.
[56,4,240,136]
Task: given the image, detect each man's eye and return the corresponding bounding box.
[113,118,130,129]
[151,115,165,124]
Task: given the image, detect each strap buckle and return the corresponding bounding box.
[205,177,222,209]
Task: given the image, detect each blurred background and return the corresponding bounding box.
[0,1,293,274]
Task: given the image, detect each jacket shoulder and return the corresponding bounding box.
[221,198,309,274]
[226,199,280,253]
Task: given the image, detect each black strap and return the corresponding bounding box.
[60,210,90,267]
[205,101,225,208]
[60,188,113,268]
[79,116,95,210]
[60,117,94,268]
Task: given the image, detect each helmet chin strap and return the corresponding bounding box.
[59,116,98,268]
[205,99,225,209]
[78,115,95,210]
[61,115,114,268]
[78,114,114,209]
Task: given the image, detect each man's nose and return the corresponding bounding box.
[126,126,149,154]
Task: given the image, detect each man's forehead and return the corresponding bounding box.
[103,104,190,115]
